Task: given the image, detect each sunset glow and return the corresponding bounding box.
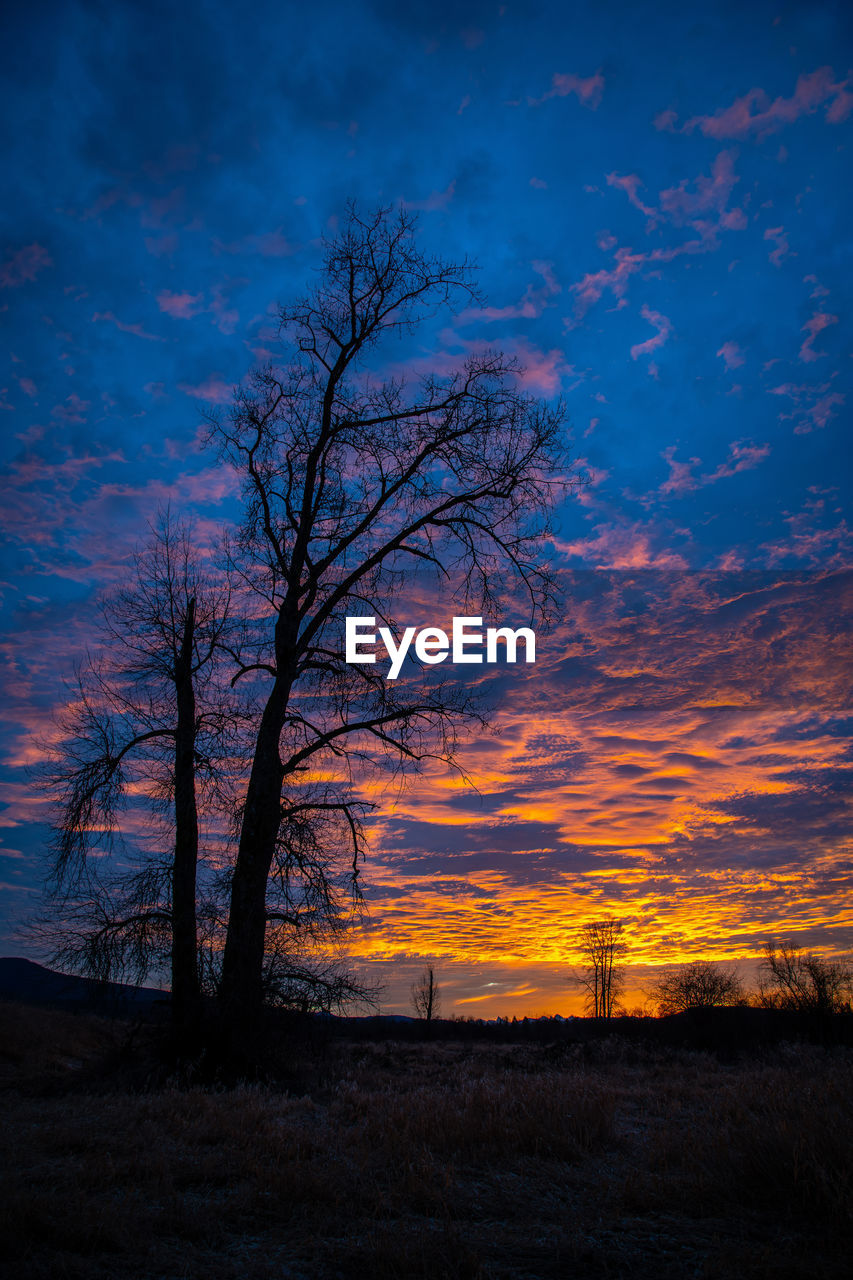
[1,0,851,1018]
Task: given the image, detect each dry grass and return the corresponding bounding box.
[0,1005,850,1279]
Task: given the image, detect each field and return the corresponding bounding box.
[1,1001,851,1279]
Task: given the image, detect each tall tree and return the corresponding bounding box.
[42,511,232,1040]
[211,203,570,1041]
[575,920,626,1019]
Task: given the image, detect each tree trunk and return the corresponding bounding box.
[172,597,201,1043]
[218,682,288,1043]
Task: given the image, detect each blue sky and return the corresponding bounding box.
[1,0,851,1009]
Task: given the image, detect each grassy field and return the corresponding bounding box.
[1,1001,851,1279]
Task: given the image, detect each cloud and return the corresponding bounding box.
[762,495,852,568]
[659,441,769,496]
[570,247,646,316]
[456,260,561,326]
[351,569,853,996]
[676,67,853,140]
[606,173,656,218]
[630,305,672,361]
[573,154,747,320]
[506,337,573,396]
[529,71,604,109]
[764,226,790,267]
[556,522,689,569]
[178,375,233,403]
[717,341,745,370]
[657,151,745,232]
[157,290,204,318]
[0,243,53,288]
[799,311,838,363]
[768,381,845,434]
[91,311,165,341]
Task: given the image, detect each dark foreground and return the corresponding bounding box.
[1,1002,850,1279]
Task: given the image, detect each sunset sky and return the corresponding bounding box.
[1,0,851,1015]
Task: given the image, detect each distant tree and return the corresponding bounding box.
[758,942,852,1015]
[574,920,626,1019]
[652,960,743,1016]
[411,965,441,1022]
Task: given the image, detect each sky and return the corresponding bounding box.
[1,0,851,1015]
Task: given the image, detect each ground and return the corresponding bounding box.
[0,1002,850,1279]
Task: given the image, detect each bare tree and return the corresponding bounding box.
[411,965,441,1022]
[574,920,626,1019]
[40,511,233,1041]
[209,203,571,1042]
[651,960,743,1016]
[759,942,852,1016]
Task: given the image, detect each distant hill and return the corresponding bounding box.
[0,957,168,1012]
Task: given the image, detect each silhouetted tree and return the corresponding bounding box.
[652,959,743,1015]
[575,920,626,1018]
[209,203,571,1043]
[40,511,233,1042]
[759,942,852,1015]
[411,965,440,1021]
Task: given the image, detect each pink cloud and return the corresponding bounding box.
[178,375,233,404]
[0,243,53,288]
[763,498,852,567]
[529,71,604,109]
[570,247,646,315]
[557,521,689,570]
[507,337,573,396]
[606,173,656,218]
[682,67,852,140]
[50,394,90,424]
[653,108,678,132]
[17,377,37,398]
[659,447,701,497]
[630,305,672,361]
[799,311,837,362]
[581,154,748,320]
[707,441,770,481]
[659,440,769,496]
[717,341,745,370]
[456,260,560,326]
[716,550,745,571]
[92,311,165,341]
[768,380,845,433]
[763,226,790,267]
[157,290,203,318]
[658,150,743,230]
